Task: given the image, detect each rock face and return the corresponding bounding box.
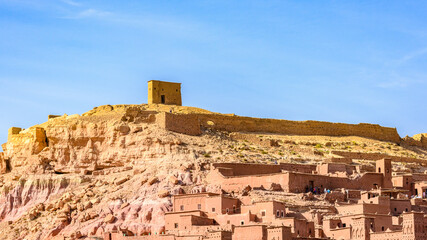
[0,105,209,239]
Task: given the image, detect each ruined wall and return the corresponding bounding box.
[212,162,316,176]
[158,112,401,143]
[4,127,47,168]
[157,112,201,136]
[197,114,401,143]
[332,151,427,165]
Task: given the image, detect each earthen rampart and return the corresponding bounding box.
[159,112,401,143]
[196,113,401,143]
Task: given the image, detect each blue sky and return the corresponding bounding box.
[1,1,427,145]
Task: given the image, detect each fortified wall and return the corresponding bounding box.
[159,112,401,143]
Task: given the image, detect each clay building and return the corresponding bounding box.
[101,157,427,240]
[148,80,182,105]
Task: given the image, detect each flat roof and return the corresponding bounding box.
[148,80,181,84]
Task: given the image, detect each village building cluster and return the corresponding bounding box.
[103,157,427,240]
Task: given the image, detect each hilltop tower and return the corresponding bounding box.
[148,80,182,106]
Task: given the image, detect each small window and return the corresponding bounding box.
[212,207,215,212]
[281,210,284,217]
[226,208,229,213]
[276,210,280,217]
[387,169,389,173]
[233,205,236,213]
[227,220,230,224]
[382,226,385,231]
[240,221,244,225]
[180,205,184,211]
[394,208,397,212]
[406,208,408,212]
[343,224,346,227]
[197,204,201,210]
[261,211,266,216]
[174,223,178,228]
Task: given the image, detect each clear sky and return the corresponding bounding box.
[1,1,427,145]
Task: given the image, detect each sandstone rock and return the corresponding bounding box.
[120,202,130,209]
[115,177,129,185]
[148,176,158,185]
[269,183,282,191]
[119,125,131,135]
[158,190,169,198]
[168,175,179,185]
[104,214,115,224]
[83,201,93,210]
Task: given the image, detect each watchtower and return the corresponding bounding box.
[147,80,182,106]
[376,158,392,188]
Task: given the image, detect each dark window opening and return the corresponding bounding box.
[161,95,166,104]
[394,208,397,212]
[212,208,215,212]
[5,159,11,172]
[343,224,346,227]
[406,208,408,212]
[174,223,178,228]
[226,208,229,213]
[240,221,244,225]
[197,204,201,210]
[180,205,184,211]
[378,167,381,173]
[261,211,266,216]
[382,226,385,231]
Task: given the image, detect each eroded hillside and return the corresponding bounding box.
[0,104,426,240]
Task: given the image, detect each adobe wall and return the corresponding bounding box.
[370,231,402,240]
[213,163,282,176]
[196,113,401,143]
[208,166,385,193]
[232,225,267,240]
[332,151,427,165]
[157,113,201,136]
[212,163,316,176]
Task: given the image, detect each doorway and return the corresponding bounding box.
[161,95,166,104]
